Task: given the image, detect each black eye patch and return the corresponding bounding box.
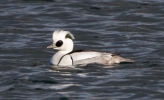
[56,40,63,47]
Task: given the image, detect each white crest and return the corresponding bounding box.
[52,29,75,42]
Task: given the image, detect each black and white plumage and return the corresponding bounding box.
[47,30,134,66]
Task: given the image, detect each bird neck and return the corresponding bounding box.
[63,38,74,53]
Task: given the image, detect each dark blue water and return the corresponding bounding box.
[0,0,164,100]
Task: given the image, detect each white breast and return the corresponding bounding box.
[51,53,73,66]
[51,51,102,66]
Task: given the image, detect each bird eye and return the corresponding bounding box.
[56,40,63,47]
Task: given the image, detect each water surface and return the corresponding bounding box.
[0,0,164,100]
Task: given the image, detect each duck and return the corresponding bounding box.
[47,29,134,66]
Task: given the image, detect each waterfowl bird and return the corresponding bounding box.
[47,30,134,66]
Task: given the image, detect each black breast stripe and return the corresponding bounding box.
[70,55,74,65]
[57,54,66,66]
[57,54,74,66]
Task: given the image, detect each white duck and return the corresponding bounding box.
[47,30,134,66]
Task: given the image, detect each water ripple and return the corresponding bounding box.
[0,0,164,100]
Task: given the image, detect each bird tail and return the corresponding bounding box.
[107,54,135,64]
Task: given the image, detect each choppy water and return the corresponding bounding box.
[0,0,164,100]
